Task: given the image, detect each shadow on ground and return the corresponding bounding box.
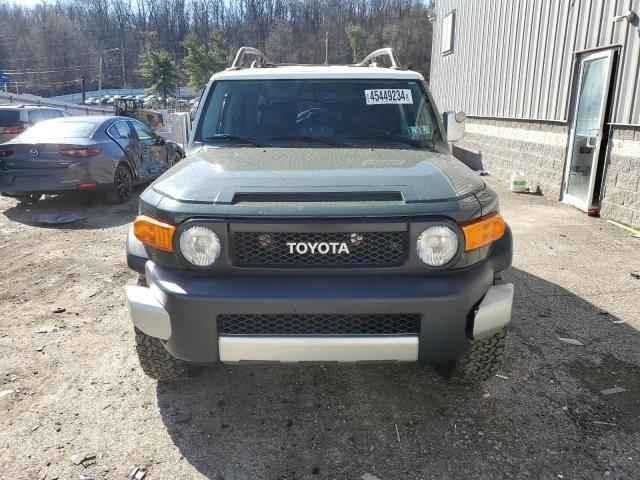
[155,268,640,480]
[1,187,142,229]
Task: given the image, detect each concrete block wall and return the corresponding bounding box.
[452,118,640,228]
[452,118,568,200]
[601,126,640,227]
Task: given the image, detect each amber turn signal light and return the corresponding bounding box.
[460,213,505,252]
[133,215,176,253]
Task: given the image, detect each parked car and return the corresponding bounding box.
[0,116,183,204]
[0,105,72,143]
[125,47,514,382]
[84,97,96,105]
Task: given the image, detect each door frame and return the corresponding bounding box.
[562,48,616,212]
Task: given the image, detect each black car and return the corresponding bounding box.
[0,116,183,203]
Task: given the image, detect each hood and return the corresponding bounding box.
[151,146,485,206]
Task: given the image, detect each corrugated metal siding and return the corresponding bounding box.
[429,0,640,125]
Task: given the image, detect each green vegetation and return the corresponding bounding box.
[345,24,366,63]
[182,31,229,94]
[139,46,177,106]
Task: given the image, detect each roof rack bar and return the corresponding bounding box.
[228,47,270,70]
[357,48,402,69]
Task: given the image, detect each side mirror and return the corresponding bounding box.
[443,111,466,143]
[156,136,166,146]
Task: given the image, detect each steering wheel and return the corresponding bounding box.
[296,107,333,125]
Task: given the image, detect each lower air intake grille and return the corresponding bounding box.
[217,313,421,336]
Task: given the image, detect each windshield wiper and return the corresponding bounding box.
[203,134,264,147]
[267,135,346,147]
[346,134,432,149]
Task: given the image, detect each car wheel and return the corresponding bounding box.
[134,328,199,381]
[15,193,43,204]
[431,328,507,383]
[106,164,133,204]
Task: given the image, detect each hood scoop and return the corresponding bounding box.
[232,191,404,204]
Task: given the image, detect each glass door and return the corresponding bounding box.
[563,50,615,212]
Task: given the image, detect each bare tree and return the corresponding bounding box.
[0,0,434,97]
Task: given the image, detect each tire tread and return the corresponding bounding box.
[134,328,196,381]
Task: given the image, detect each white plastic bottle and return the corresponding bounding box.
[510,171,527,193]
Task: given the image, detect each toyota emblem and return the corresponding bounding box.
[29,149,39,157]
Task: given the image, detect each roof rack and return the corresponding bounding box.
[357,48,402,69]
[228,47,271,70]
[225,46,404,71]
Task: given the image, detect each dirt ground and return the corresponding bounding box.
[0,178,639,480]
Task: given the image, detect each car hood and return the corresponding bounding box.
[154,146,483,200]
[144,146,488,221]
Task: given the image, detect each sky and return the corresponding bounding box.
[8,0,43,7]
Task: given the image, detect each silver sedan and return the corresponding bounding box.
[0,116,183,204]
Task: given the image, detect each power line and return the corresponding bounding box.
[2,65,96,75]
[0,46,138,64]
[0,50,96,64]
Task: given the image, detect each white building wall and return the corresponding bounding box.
[430,0,640,126]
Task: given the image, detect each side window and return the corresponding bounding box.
[60,110,72,117]
[108,121,133,140]
[107,124,122,139]
[42,110,58,120]
[441,11,455,55]
[133,122,153,140]
[28,109,45,124]
[116,121,133,139]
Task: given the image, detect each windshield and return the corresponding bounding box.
[196,79,440,148]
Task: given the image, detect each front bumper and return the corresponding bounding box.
[126,258,514,364]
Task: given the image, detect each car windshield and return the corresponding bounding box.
[16,120,97,141]
[197,79,440,148]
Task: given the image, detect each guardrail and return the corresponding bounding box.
[0,91,112,116]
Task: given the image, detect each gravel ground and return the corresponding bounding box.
[0,178,639,480]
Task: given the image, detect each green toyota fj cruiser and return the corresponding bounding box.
[125,47,514,382]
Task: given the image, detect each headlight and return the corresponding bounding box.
[416,225,459,266]
[179,225,221,266]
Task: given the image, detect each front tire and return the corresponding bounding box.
[134,328,198,381]
[106,164,133,204]
[169,152,181,167]
[432,328,507,383]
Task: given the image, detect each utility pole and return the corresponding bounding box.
[98,52,103,103]
[98,48,120,104]
[175,60,180,113]
[324,31,329,64]
[81,76,86,104]
[120,45,126,89]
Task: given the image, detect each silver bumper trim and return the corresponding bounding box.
[125,285,171,340]
[472,283,514,340]
[219,336,419,363]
